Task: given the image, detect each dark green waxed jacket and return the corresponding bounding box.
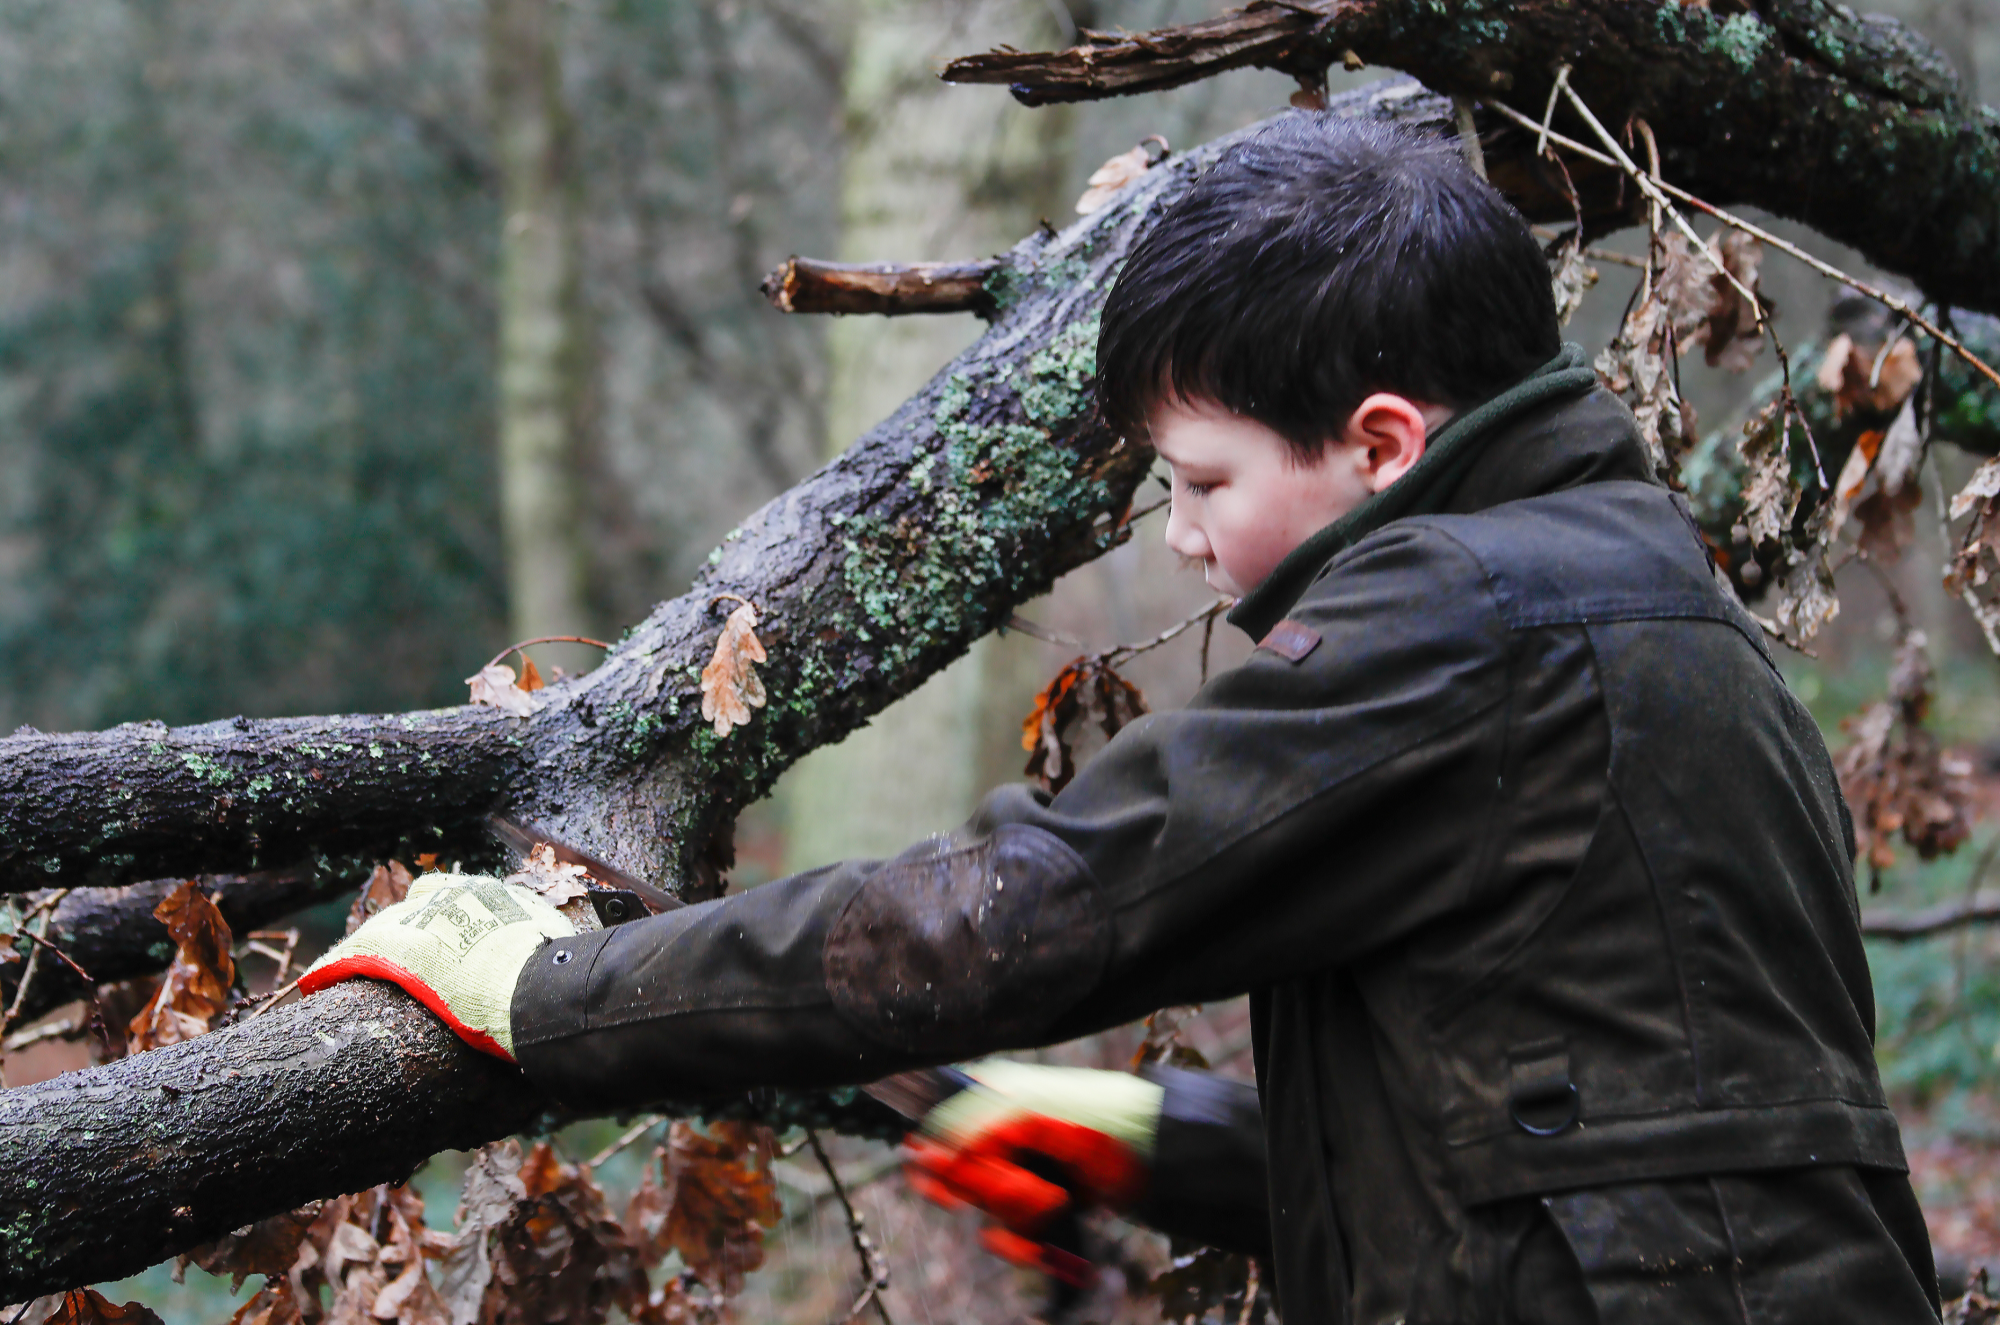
[512,363,1930,1320]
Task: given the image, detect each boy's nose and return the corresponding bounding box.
[1163,503,1210,562]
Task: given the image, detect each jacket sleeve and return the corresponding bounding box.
[510,525,1513,1108]
[1136,1066,1272,1260]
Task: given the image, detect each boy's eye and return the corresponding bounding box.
[1181,480,1217,498]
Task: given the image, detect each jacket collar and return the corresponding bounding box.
[1226,344,1644,640]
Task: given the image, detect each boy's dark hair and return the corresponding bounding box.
[1098,113,1561,459]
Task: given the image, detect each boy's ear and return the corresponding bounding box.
[1339,393,1443,493]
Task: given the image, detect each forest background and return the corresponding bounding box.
[3,0,2000,1320]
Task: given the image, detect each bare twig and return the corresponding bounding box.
[1534,63,1572,160]
[242,976,302,1019]
[1862,893,2000,939]
[483,636,613,674]
[585,1114,664,1169]
[1529,226,1646,271]
[806,1128,893,1325]
[1102,598,1233,667]
[1484,96,2000,399]
[1557,87,1824,488]
[2,1015,86,1054]
[0,889,69,1087]
[244,929,300,988]
[16,932,89,986]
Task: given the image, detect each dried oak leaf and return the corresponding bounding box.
[1594,287,1695,479]
[183,1202,325,1292]
[481,1142,637,1325]
[1075,136,1166,215]
[1732,401,1803,554]
[128,880,235,1051]
[1815,331,1923,420]
[1828,397,1924,563]
[1835,628,1972,888]
[466,663,542,719]
[437,1141,529,1325]
[1022,657,1149,795]
[647,1122,782,1296]
[1662,227,1766,373]
[44,1291,163,1325]
[503,843,592,908]
[225,1279,304,1325]
[346,861,414,936]
[1548,237,1598,328]
[699,600,766,737]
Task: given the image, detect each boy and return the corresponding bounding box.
[303,114,1938,1320]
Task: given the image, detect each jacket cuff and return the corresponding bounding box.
[1133,1064,1273,1259]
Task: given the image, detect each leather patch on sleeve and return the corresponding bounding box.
[1258,618,1322,662]
[822,824,1109,1056]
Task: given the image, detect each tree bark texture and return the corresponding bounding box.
[2,868,344,1028]
[946,0,2000,316]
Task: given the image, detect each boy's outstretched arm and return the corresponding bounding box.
[306,521,1509,1104]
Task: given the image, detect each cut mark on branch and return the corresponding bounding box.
[760,258,1003,318]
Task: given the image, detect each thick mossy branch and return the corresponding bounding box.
[946,0,2000,315]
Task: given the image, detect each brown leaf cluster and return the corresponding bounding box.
[1835,628,1973,889]
[699,600,766,738]
[1947,459,2000,652]
[1,1290,165,1325]
[639,1122,782,1297]
[1596,226,1768,480]
[1021,657,1149,796]
[1593,287,1696,478]
[1730,401,1839,649]
[127,881,235,1052]
[1547,237,1598,328]
[1816,331,1923,420]
[1827,398,1925,564]
[215,1186,449,1325]
[1656,227,1766,374]
[346,861,415,936]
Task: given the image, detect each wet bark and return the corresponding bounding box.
[946,0,2000,316]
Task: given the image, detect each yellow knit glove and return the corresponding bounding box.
[298,873,576,1061]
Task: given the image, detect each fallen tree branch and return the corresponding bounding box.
[944,0,2000,316]
[1,868,344,1027]
[760,257,1004,318]
[1861,894,2000,940]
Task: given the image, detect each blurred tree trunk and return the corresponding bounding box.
[782,0,1076,867]
[487,0,594,671]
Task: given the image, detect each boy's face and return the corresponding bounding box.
[1150,394,1446,598]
